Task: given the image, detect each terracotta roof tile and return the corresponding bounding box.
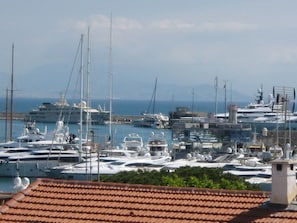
[0,178,297,222]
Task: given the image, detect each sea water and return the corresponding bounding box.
[5,97,248,114]
[0,98,248,192]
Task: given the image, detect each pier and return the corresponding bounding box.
[0,112,26,120]
[0,112,142,124]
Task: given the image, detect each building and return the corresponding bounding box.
[0,159,297,222]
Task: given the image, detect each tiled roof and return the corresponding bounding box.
[0,178,297,222]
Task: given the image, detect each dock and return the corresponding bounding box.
[0,112,26,120]
[0,112,142,124]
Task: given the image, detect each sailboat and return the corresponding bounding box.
[133,78,169,129]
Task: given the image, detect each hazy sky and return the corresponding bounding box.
[1,0,297,102]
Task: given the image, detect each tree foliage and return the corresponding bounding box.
[100,166,260,191]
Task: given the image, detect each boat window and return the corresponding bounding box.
[60,157,80,162]
[99,158,117,162]
[126,163,152,167]
[110,162,125,166]
[8,149,30,153]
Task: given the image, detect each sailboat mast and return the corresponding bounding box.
[224,80,227,121]
[5,88,8,142]
[10,43,14,141]
[152,78,157,114]
[86,26,91,141]
[214,76,218,117]
[79,34,84,161]
[192,88,195,122]
[108,14,113,143]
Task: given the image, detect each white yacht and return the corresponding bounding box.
[222,156,271,179]
[0,147,35,161]
[57,156,170,181]
[47,148,141,179]
[26,94,110,125]
[120,133,148,155]
[0,120,76,149]
[0,121,47,148]
[0,145,99,177]
[133,113,169,129]
[216,87,297,131]
[223,164,271,178]
[47,133,172,181]
[216,87,274,123]
[252,111,297,130]
[146,132,171,160]
[161,158,231,172]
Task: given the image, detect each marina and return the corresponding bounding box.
[1,88,297,192]
[2,2,297,222]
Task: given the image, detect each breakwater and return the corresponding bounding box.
[0,112,142,124]
[0,112,25,120]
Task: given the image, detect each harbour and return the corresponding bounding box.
[0,85,297,194]
[0,102,293,192]
[2,2,297,222]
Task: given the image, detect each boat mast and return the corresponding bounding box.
[86,26,91,141]
[10,43,14,141]
[79,34,84,162]
[214,76,218,117]
[5,88,8,142]
[224,80,227,121]
[191,88,195,122]
[108,13,113,144]
[152,77,157,114]
[147,77,157,114]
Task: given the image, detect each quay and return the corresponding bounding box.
[0,112,26,120]
[0,112,142,124]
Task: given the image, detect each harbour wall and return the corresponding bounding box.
[0,112,141,124]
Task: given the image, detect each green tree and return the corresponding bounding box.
[100,166,260,191]
[162,174,186,187]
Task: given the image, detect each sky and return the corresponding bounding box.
[1,0,297,102]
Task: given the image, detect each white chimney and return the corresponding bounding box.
[270,159,297,205]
